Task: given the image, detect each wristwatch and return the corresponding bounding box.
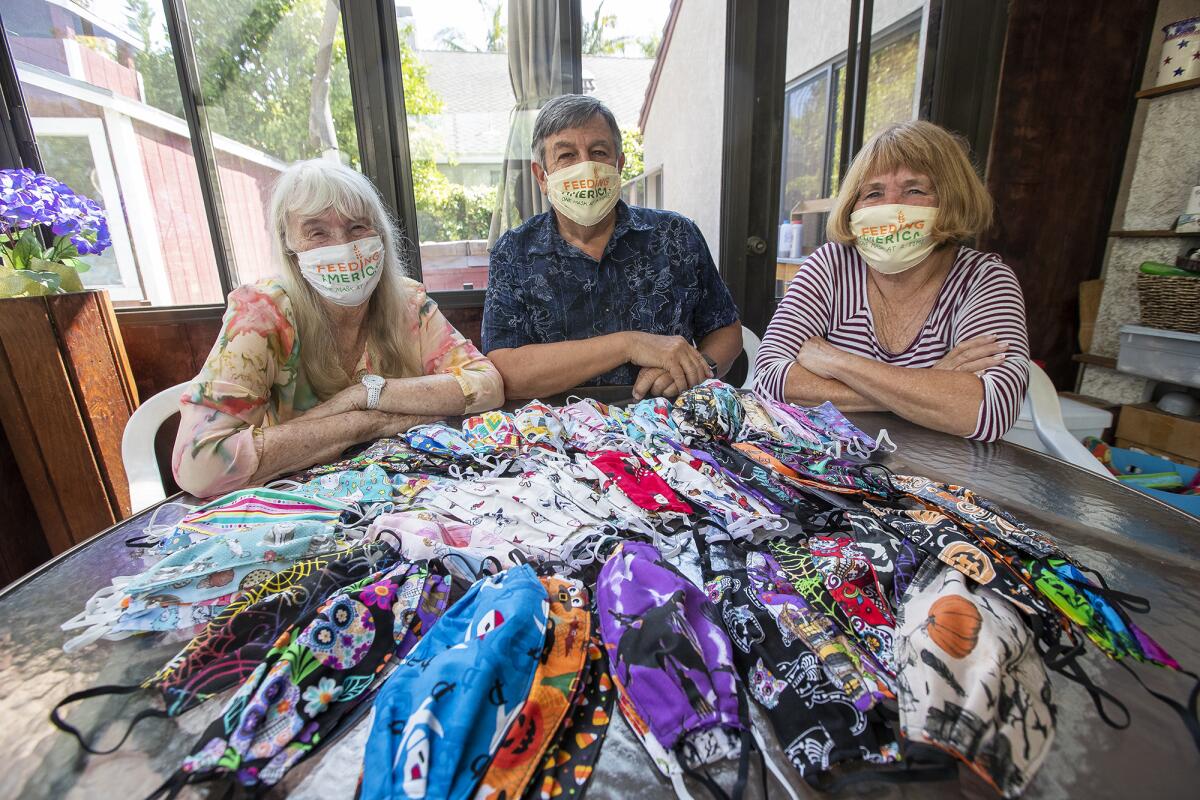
[361,374,385,410]
[702,353,717,372]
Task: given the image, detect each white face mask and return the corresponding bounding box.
[296,235,385,306]
[543,160,622,227]
[848,203,939,274]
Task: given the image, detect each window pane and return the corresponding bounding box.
[399,0,666,292]
[182,0,362,288]
[2,0,224,305]
[636,0,722,253]
[777,3,925,298]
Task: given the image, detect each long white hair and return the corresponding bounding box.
[269,159,419,399]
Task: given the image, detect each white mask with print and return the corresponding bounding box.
[544,160,622,227]
[296,235,385,306]
[849,203,939,274]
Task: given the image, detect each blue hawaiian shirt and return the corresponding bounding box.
[482,201,740,385]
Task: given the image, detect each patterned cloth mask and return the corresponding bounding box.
[52,545,400,756]
[807,535,898,675]
[767,538,894,696]
[463,410,524,454]
[843,506,929,609]
[295,437,457,479]
[142,487,353,554]
[597,541,749,791]
[521,633,615,800]
[559,398,627,451]
[295,464,396,504]
[167,560,452,791]
[361,565,549,800]
[586,449,693,514]
[640,443,783,535]
[895,560,1055,798]
[475,576,592,800]
[701,541,899,785]
[513,401,568,451]
[732,392,786,443]
[63,522,348,650]
[621,397,679,444]
[370,510,499,582]
[407,423,476,457]
[671,380,744,443]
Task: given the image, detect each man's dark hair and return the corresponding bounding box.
[531,94,623,167]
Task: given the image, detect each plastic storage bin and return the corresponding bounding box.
[1004,396,1113,453]
[1106,445,1200,517]
[1116,325,1200,389]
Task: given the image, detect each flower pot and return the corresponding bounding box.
[0,289,138,556]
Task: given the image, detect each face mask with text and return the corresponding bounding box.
[297,235,385,306]
[545,160,622,227]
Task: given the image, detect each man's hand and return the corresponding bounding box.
[932,335,1008,374]
[632,367,684,400]
[625,332,712,395]
[795,336,849,379]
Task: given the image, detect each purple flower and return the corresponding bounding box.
[0,168,109,256]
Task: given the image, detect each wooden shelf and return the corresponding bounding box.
[1072,352,1118,369]
[1136,76,1200,99]
[1109,229,1200,238]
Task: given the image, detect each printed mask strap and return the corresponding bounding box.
[50,684,171,755]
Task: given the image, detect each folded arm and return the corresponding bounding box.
[487,333,635,400]
[173,400,434,498]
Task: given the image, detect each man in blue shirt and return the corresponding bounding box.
[482,94,742,400]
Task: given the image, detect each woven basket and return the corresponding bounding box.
[1136,273,1200,334]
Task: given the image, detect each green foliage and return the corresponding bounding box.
[126,0,494,244]
[0,228,90,298]
[620,127,644,181]
[582,1,631,55]
[415,178,497,243]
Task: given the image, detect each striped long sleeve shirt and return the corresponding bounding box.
[754,242,1029,442]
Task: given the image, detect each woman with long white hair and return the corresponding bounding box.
[172,159,503,497]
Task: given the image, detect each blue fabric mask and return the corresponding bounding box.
[297,465,396,504]
[361,564,549,800]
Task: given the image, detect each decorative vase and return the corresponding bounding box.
[1155,16,1200,87]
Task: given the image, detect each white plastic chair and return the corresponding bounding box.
[1021,363,1112,478]
[740,326,761,390]
[122,381,191,513]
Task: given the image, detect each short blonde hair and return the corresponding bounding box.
[827,120,993,245]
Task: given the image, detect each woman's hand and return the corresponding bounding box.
[795,336,849,379]
[932,335,1008,374]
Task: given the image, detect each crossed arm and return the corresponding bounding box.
[776,335,1010,437]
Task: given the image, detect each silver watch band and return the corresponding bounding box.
[365,382,382,410]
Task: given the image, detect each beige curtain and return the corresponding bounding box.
[487,0,564,247]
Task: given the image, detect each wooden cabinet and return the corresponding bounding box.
[0,290,138,559]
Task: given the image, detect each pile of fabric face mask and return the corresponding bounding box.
[53,380,1197,800]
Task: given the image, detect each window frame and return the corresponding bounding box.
[30,116,143,302]
[778,8,924,222]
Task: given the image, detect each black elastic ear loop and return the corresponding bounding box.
[50,684,170,755]
[1049,653,1131,729]
[1118,661,1200,753]
[858,462,900,502]
[1060,571,1152,615]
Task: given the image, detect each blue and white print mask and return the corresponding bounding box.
[361,565,549,800]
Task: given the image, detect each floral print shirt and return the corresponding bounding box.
[482,201,740,385]
[173,277,503,497]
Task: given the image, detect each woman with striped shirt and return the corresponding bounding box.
[755,121,1028,442]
